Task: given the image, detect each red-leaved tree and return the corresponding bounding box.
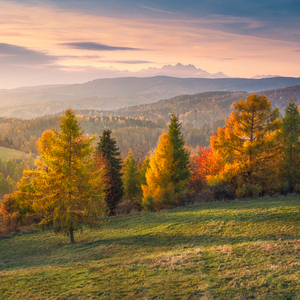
[189,147,223,194]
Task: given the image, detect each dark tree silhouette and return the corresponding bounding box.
[95,130,123,215]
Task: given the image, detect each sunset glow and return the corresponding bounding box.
[0,0,300,88]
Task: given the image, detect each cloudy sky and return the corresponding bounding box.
[1,0,300,88]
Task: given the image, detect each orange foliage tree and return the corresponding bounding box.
[210,94,281,197]
[189,146,223,194]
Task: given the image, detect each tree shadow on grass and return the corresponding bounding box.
[2,227,298,272]
[107,207,300,230]
[1,198,299,272]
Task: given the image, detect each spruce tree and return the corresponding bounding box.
[167,114,190,185]
[280,98,300,192]
[95,130,123,215]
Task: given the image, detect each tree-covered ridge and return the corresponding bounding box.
[85,91,249,127]
[1,76,300,119]
[259,84,300,110]
[73,85,300,129]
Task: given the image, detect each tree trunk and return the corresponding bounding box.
[70,227,75,244]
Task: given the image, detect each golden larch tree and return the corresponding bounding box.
[142,133,186,210]
[210,94,281,196]
[23,109,105,243]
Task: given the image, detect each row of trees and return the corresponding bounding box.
[0,110,190,243]
[190,94,300,198]
[2,94,299,242]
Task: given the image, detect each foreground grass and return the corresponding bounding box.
[0,196,299,299]
[0,146,29,161]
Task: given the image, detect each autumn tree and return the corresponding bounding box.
[142,115,190,210]
[279,98,300,192]
[122,151,142,202]
[210,94,281,197]
[142,133,181,210]
[95,130,123,215]
[189,147,223,194]
[24,109,105,243]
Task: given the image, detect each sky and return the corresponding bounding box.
[0,0,300,89]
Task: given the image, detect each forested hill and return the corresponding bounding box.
[0,115,213,161]
[93,91,248,127]
[1,86,299,160]
[1,76,300,119]
[259,84,300,107]
[74,85,300,127]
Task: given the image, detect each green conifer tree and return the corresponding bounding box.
[167,114,190,186]
[122,151,141,202]
[280,98,300,192]
[95,130,123,215]
[139,157,150,187]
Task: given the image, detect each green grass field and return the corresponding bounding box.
[0,146,29,161]
[0,196,299,299]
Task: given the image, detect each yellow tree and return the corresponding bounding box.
[23,110,105,243]
[210,94,281,196]
[142,133,186,210]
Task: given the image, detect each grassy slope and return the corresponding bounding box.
[0,146,29,161]
[0,196,299,299]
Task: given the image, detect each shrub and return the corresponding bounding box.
[212,183,235,200]
[294,184,300,194]
[115,201,135,215]
[236,183,262,199]
[0,194,20,232]
[142,195,155,211]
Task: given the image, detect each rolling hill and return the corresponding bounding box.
[73,85,300,127]
[1,76,300,119]
[0,146,29,161]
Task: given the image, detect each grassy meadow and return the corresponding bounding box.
[0,146,29,161]
[0,196,299,299]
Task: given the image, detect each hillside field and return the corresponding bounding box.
[0,146,29,161]
[0,196,299,299]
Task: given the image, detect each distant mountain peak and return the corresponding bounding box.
[137,63,228,78]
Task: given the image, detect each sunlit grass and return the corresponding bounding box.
[0,196,299,299]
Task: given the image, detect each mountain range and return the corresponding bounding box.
[135,63,228,78]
